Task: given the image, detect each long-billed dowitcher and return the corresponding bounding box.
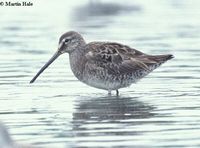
[30,31,173,95]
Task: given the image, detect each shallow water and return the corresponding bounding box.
[0,0,200,147]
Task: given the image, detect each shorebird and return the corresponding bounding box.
[30,31,173,95]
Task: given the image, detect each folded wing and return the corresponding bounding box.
[85,42,172,75]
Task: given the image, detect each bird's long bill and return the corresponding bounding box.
[30,51,61,83]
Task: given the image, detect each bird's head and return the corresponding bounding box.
[58,31,85,54]
[30,31,85,83]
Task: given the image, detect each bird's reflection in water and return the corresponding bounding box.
[72,95,156,137]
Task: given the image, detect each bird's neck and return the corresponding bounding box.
[69,46,87,80]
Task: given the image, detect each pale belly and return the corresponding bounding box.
[71,62,154,91]
[80,68,151,90]
[81,74,135,90]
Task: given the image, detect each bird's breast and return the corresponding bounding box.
[69,51,87,81]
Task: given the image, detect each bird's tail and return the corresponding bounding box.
[141,54,174,72]
[149,54,174,63]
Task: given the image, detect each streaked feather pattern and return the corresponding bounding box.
[30,31,173,94]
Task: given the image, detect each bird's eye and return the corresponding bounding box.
[64,38,70,44]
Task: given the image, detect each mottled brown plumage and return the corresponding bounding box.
[30,31,174,95]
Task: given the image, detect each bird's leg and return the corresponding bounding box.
[116,90,119,96]
[108,89,111,95]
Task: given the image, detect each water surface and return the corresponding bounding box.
[0,0,200,147]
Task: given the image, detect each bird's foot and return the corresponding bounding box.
[108,90,119,96]
[116,89,119,96]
